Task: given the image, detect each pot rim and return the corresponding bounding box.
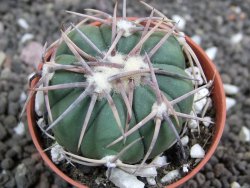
[27,18,226,188]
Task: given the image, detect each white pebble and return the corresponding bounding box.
[190,144,205,158]
[151,155,167,167]
[146,177,156,186]
[226,97,236,111]
[35,86,44,116]
[230,33,243,44]
[194,88,209,113]
[19,92,27,103]
[205,47,218,60]
[239,126,250,142]
[223,84,239,95]
[231,182,241,188]
[14,122,25,136]
[21,33,34,44]
[17,18,29,30]
[161,169,180,183]
[182,164,189,173]
[107,168,145,188]
[191,35,202,45]
[202,117,212,127]
[51,143,65,164]
[37,118,46,128]
[172,15,186,30]
[122,166,157,178]
[181,135,189,146]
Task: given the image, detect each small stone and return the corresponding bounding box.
[107,168,145,188]
[206,172,215,179]
[19,92,27,103]
[15,163,38,188]
[172,15,186,30]
[17,18,29,30]
[196,172,206,185]
[214,163,225,177]
[212,178,222,188]
[1,158,14,170]
[223,84,239,95]
[202,117,212,127]
[51,143,65,164]
[230,33,243,44]
[146,177,156,186]
[14,122,25,136]
[0,96,7,114]
[151,155,167,167]
[0,123,7,140]
[181,135,189,146]
[239,126,250,142]
[185,66,204,85]
[161,169,180,183]
[190,144,205,158]
[0,51,6,68]
[20,41,43,68]
[3,115,17,128]
[191,35,202,45]
[0,22,4,34]
[231,182,241,188]
[226,97,236,111]
[8,102,19,116]
[21,33,34,44]
[182,164,189,173]
[205,47,218,60]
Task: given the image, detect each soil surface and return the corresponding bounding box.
[0,0,249,188]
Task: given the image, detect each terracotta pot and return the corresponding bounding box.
[27,18,226,188]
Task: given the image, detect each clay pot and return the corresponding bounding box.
[27,19,226,188]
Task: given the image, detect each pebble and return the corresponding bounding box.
[1,158,14,170]
[15,163,37,188]
[230,33,243,44]
[190,144,205,158]
[106,168,145,188]
[191,35,202,45]
[0,51,6,68]
[231,182,241,188]
[0,96,7,114]
[146,177,156,186]
[195,172,206,185]
[181,135,189,146]
[14,122,25,136]
[20,41,43,68]
[161,169,180,183]
[202,117,212,127]
[172,15,186,30]
[212,178,222,188]
[214,163,225,177]
[0,123,7,140]
[8,102,19,116]
[17,18,29,30]
[223,84,239,95]
[205,46,218,60]
[20,33,34,44]
[0,21,4,34]
[239,126,250,142]
[226,97,236,111]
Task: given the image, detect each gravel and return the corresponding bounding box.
[0,0,249,187]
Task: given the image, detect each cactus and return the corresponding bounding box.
[26,0,214,174]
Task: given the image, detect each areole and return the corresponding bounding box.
[27,18,226,188]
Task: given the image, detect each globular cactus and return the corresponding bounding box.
[27,0,213,172]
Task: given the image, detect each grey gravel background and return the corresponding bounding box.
[0,0,249,187]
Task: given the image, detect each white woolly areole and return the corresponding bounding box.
[124,56,148,72]
[101,155,118,168]
[42,64,54,81]
[117,19,136,37]
[87,67,120,94]
[51,143,65,164]
[107,53,125,64]
[152,102,167,118]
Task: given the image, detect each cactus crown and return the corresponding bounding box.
[25,0,214,178]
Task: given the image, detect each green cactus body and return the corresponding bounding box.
[49,24,194,164]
